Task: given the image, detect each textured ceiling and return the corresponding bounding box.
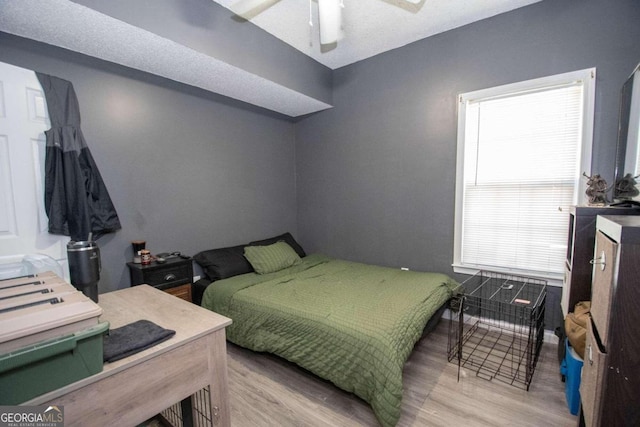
[213,0,544,69]
[0,0,543,117]
[0,0,332,117]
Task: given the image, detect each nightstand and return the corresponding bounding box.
[127,256,193,303]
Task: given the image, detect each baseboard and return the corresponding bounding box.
[544,329,559,344]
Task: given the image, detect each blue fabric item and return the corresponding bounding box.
[563,338,583,415]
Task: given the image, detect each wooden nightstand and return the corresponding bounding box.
[127,256,193,303]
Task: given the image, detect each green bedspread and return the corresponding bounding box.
[201,254,458,427]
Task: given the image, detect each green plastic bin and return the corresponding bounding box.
[0,322,109,404]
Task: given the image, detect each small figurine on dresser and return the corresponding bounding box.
[583,172,609,206]
[614,173,640,200]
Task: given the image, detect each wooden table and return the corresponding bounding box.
[25,285,232,427]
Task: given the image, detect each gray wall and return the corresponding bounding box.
[296,0,640,271]
[294,0,640,329]
[0,32,299,293]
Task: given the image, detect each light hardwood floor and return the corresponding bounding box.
[226,320,577,427]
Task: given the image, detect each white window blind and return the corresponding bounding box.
[454,70,595,279]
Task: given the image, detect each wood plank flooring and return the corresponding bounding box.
[226,320,578,426]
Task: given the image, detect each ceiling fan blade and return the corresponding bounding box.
[230,0,282,20]
[379,0,426,14]
[318,0,342,45]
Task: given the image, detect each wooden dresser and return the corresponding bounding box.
[579,215,640,426]
[128,256,193,302]
[26,285,232,426]
[561,206,640,315]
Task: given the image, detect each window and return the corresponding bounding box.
[454,69,596,281]
[628,68,640,177]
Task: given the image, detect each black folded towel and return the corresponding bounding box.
[103,319,176,363]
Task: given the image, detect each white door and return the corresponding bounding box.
[0,61,69,277]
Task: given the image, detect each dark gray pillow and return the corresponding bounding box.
[249,232,306,258]
[193,245,254,281]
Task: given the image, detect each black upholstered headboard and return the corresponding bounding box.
[192,232,305,305]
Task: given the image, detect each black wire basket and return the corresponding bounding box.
[447,270,547,390]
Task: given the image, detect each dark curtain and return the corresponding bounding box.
[36,73,121,241]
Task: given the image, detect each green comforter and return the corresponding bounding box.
[202,254,458,426]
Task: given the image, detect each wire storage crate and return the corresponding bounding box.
[447,270,547,390]
[158,386,214,427]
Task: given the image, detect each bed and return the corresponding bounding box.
[195,233,459,427]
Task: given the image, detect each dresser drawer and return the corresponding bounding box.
[580,318,607,427]
[165,283,192,302]
[590,231,618,347]
[127,258,193,290]
[127,258,194,304]
[143,264,192,288]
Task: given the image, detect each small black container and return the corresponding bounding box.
[67,240,101,302]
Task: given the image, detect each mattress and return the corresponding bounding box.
[202,254,458,426]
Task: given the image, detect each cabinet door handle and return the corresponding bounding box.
[589,250,606,271]
[588,344,593,365]
[164,273,176,281]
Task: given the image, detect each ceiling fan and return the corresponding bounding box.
[228,0,427,46]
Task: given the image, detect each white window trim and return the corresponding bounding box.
[453,68,596,286]
[623,64,640,178]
